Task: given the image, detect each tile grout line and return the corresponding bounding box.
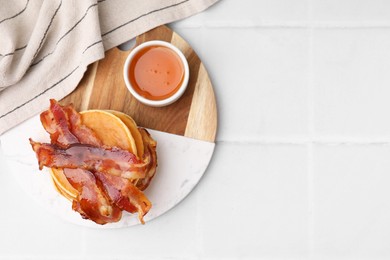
[307,1,315,257]
[307,17,315,259]
[196,192,204,258]
[216,138,390,145]
[307,143,314,260]
[81,227,87,258]
[173,21,390,29]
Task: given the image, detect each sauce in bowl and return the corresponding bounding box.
[123,40,189,107]
[128,45,185,101]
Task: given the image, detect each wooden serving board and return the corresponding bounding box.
[60,25,217,143]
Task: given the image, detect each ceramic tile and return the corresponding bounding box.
[312,29,390,137]
[311,0,390,22]
[199,143,309,259]
[312,145,390,259]
[173,0,309,28]
[173,27,310,142]
[83,189,201,258]
[0,143,84,258]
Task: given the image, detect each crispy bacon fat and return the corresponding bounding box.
[30,99,157,225]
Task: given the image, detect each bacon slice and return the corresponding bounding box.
[94,171,151,224]
[63,168,122,224]
[30,140,147,180]
[40,99,102,147]
[40,99,79,148]
[63,105,102,147]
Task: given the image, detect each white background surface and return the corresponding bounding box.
[2,0,390,259]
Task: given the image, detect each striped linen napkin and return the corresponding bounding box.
[0,0,218,135]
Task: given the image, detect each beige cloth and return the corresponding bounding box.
[0,0,218,135]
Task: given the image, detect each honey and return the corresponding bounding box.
[128,45,185,101]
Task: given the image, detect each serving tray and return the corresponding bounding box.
[1,25,217,228]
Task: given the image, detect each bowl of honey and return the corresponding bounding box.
[123,40,189,107]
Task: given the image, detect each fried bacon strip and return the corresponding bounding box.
[40,99,102,147]
[94,171,151,224]
[30,140,147,180]
[64,168,122,224]
[63,105,102,147]
[40,100,79,148]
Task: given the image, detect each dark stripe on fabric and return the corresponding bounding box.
[0,66,79,119]
[0,0,30,24]
[102,0,189,37]
[82,40,102,54]
[0,45,27,57]
[32,0,62,60]
[31,3,98,67]
[56,3,98,47]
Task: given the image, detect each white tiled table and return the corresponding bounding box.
[2,0,390,259]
